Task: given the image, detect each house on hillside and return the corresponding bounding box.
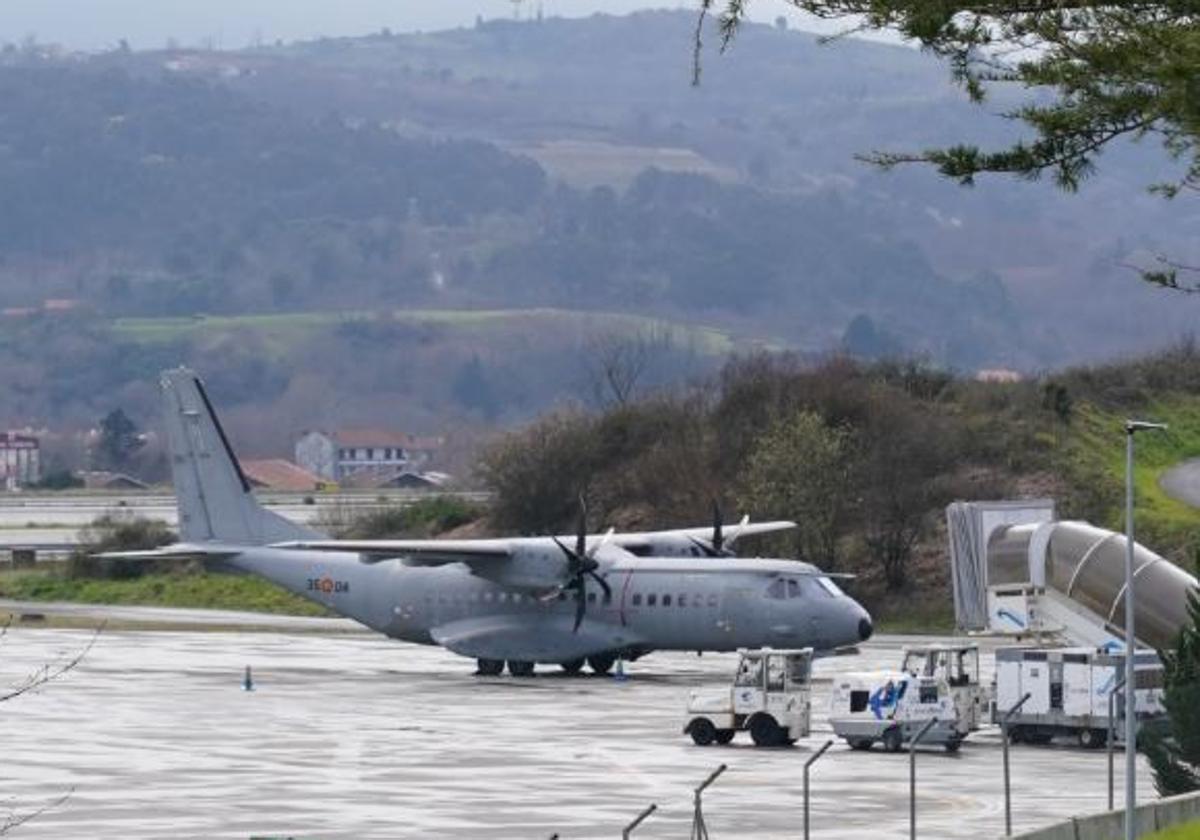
[294,429,442,483]
[0,432,40,490]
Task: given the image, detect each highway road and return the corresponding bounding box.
[0,620,1151,839]
[1160,457,1200,509]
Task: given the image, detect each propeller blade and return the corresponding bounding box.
[589,526,615,558]
[574,495,587,559]
[725,514,750,546]
[711,499,723,553]
[572,578,587,632]
[587,568,612,599]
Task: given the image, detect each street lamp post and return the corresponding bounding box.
[1123,419,1167,840]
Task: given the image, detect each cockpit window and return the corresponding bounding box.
[787,579,801,599]
[816,576,843,597]
[766,578,787,599]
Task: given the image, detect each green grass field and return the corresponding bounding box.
[1145,820,1200,840]
[1070,398,1200,549]
[111,308,740,355]
[0,569,330,616]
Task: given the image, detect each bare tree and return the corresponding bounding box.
[582,328,673,409]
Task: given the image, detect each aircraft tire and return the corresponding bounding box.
[688,718,717,746]
[507,660,535,677]
[882,726,904,753]
[587,653,616,675]
[714,730,736,745]
[475,658,504,677]
[560,658,586,675]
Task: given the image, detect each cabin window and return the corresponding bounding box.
[678,593,687,607]
[497,592,508,603]
[919,684,939,704]
[849,690,870,713]
[632,593,642,606]
[482,591,493,602]
[693,593,704,607]
[662,594,672,606]
[766,578,787,600]
[647,594,657,607]
[707,594,718,607]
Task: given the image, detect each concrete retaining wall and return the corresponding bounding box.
[1011,791,1200,839]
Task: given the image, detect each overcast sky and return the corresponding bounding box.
[1,1,840,51]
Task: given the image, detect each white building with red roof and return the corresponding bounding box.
[294,429,442,483]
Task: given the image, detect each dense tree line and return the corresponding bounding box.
[0,57,1017,366]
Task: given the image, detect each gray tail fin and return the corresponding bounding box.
[160,368,322,545]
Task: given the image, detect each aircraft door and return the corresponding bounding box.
[718,584,756,649]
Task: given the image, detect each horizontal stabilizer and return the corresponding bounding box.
[94,544,242,562]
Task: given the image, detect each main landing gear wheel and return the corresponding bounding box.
[882,726,904,754]
[506,660,535,677]
[475,658,504,676]
[587,653,616,675]
[560,659,585,675]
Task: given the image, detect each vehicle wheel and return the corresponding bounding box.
[587,653,616,675]
[560,658,585,676]
[506,660,535,677]
[882,726,904,754]
[944,739,962,754]
[848,738,874,751]
[1007,726,1024,744]
[1079,728,1105,749]
[1026,731,1053,745]
[750,715,783,747]
[475,658,504,676]
[714,730,736,745]
[689,718,717,746]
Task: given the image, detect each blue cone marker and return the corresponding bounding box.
[242,665,255,692]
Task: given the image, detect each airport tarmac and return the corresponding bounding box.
[0,621,1152,839]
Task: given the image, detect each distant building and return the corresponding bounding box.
[240,459,326,493]
[339,469,452,491]
[294,430,442,483]
[77,471,150,491]
[975,368,1023,384]
[0,432,40,490]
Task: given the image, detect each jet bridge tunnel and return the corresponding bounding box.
[948,501,1198,651]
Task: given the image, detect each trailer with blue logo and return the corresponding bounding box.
[993,646,1165,748]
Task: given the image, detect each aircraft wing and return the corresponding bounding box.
[612,520,797,552]
[274,538,514,564]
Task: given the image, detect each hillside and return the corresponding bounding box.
[0,11,1196,437]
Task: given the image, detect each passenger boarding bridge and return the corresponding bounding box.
[947,500,1198,651]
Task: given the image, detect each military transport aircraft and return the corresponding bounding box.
[106,369,873,677]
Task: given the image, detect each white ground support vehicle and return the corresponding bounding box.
[900,643,989,733]
[684,648,813,747]
[829,671,966,753]
[993,646,1165,747]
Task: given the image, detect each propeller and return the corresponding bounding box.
[689,501,748,557]
[552,498,613,632]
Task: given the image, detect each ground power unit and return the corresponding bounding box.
[993,647,1165,747]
